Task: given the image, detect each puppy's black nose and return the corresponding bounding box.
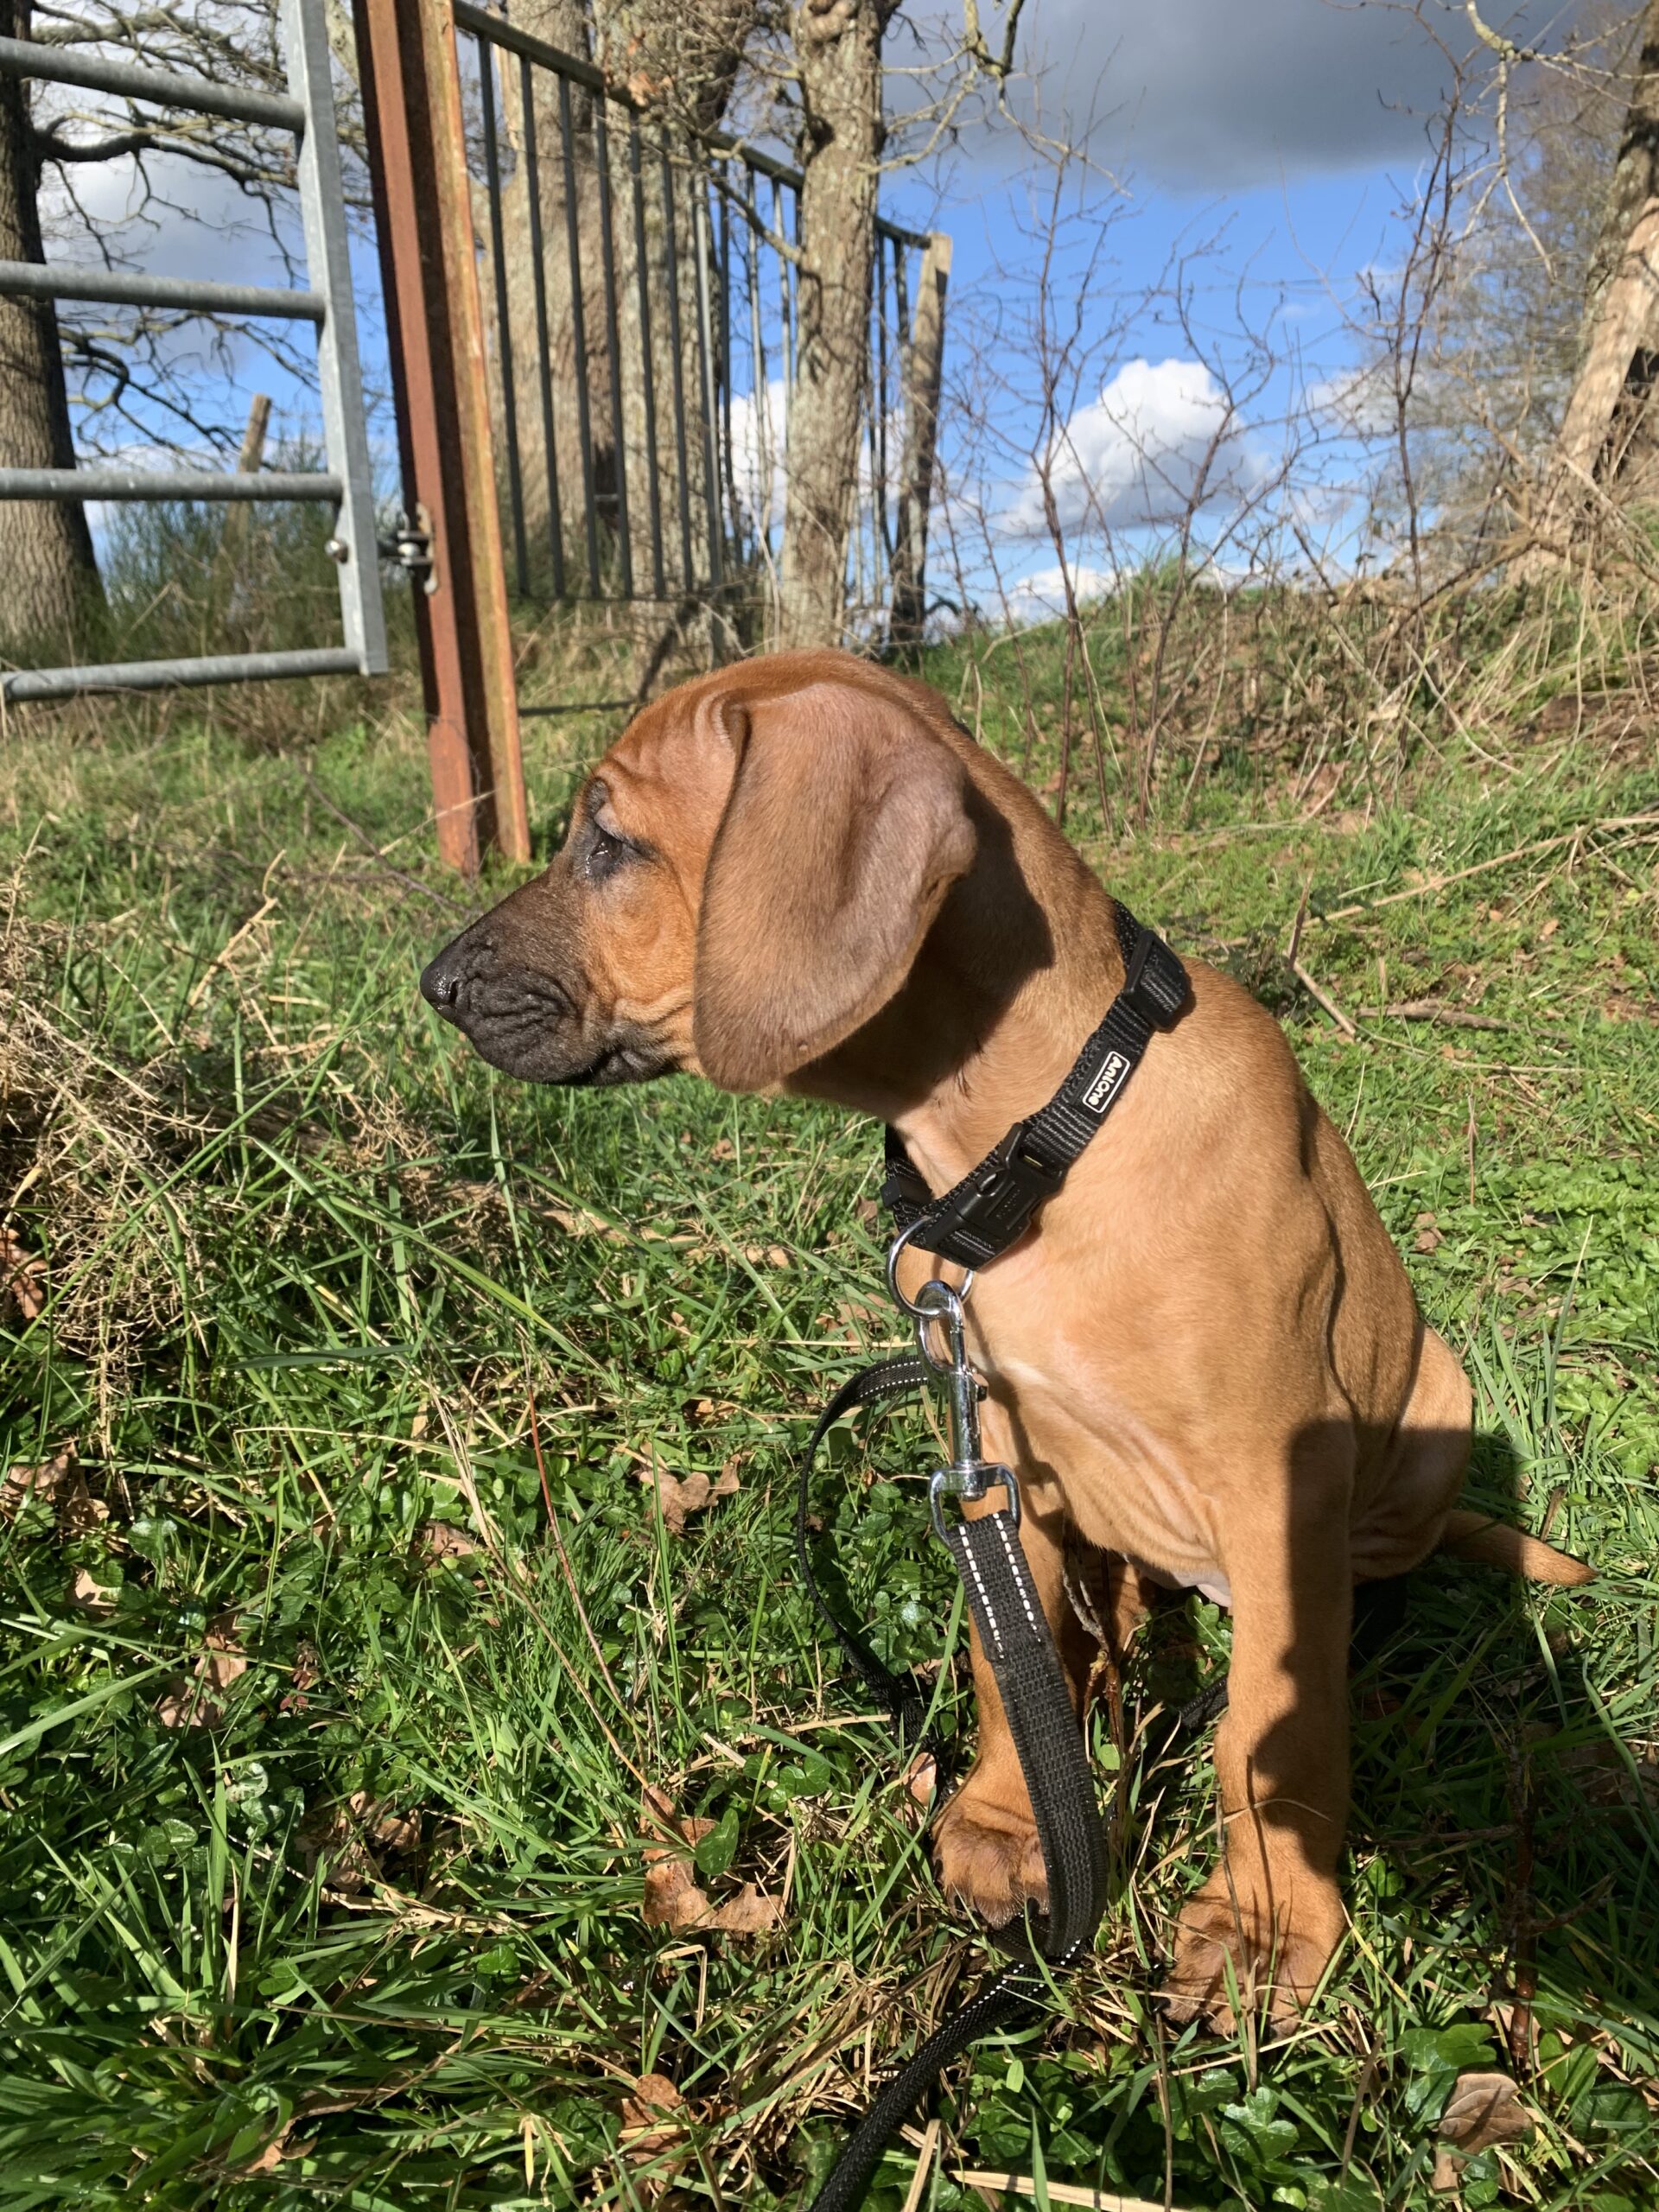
[419,946,464,1015]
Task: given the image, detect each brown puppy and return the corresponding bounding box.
[420,649,1592,2025]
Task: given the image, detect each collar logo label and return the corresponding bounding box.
[1082,1049,1131,1114]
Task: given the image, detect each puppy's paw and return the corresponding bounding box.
[932,1773,1048,1929]
[1162,1870,1344,2032]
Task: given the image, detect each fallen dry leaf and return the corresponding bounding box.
[417,1520,482,1564]
[905,1752,938,1806]
[1438,2071,1533,2155]
[643,1857,713,1930]
[0,1224,45,1321]
[641,1783,715,1928]
[620,2070,685,2144]
[1,1446,77,1522]
[1553,1737,1659,1812]
[68,1565,119,1616]
[641,1461,738,1535]
[297,1790,421,1891]
[58,1472,110,1537]
[543,1201,626,1244]
[157,1614,248,1732]
[619,2069,690,2196]
[705,1881,782,1933]
[639,1785,779,1934]
[280,1641,321,1713]
[1429,2147,1462,2195]
[1414,1211,1444,1254]
[741,1243,792,1268]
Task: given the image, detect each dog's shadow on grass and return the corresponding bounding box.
[1135,1422,1656,2052]
[1344,1425,1656,2050]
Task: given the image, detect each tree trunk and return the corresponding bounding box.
[889,229,950,647]
[1523,0,1659,564]
[777,0,889,651]
[0,0,101,653]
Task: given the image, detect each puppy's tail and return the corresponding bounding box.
[1440,1508,1596,1587]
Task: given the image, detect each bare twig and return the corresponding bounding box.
[1291,960,1359,1039]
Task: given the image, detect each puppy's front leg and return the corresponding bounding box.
[1166,1439,1353,2028]
[931,1402,1095,1927]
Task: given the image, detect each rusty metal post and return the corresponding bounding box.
[890,230,950,650]
[353,0,529,872]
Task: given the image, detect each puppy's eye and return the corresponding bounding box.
[586,821,634,882]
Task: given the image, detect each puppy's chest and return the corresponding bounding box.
[975,1329,1234,1605]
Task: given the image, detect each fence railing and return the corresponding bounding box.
[0,0,385,703]
[453,2,945,655]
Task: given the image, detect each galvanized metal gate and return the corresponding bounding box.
[0,0,387,703]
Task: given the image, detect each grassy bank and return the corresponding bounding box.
[1,639,1656,2210]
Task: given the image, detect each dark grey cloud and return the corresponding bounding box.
[994,0,1532,190]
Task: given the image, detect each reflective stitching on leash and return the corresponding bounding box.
[956,1532,1003,1655]
[992,1514,1042,1641]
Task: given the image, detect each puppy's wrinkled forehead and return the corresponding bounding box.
[590,688,735,874]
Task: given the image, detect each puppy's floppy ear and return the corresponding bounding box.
[693,679,976,1090]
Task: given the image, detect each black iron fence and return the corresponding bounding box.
[453,3,942,651]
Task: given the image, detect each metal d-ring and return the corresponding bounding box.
[884,1217,976,1325]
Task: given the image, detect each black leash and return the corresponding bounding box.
[788,907,1191,2210]
[793,1342,1106,2212]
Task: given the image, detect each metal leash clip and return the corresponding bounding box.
[885,1226,1020,1541]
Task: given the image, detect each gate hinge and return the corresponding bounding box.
[380,504,436,594]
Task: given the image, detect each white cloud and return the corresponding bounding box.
[1005,357,1262,535]
[728,376,906,542]
[1306,360,1397,440]
[727,375,789,531]
[999,560,1117,623]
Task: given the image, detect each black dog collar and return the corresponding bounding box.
[880,902,1189,1269]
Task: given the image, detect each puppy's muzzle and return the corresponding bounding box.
[419,921,665,1087]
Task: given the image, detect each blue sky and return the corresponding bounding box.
[868,0,1538,613]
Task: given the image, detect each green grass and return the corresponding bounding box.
[1,647,1656,2211]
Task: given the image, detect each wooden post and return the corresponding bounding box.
[889,230,950,649]
[353,0,529,873]
[219,391,270,569]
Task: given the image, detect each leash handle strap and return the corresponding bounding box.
[804,1967,1041,2212]
[883,904,1188,1271]
[792,1353,938,1748]
[940,1504,1107,1968]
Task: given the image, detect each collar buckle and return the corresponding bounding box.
[924,1121,1064,1261]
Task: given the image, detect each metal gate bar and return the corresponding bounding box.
[6,649,365,705]
[2,468,343,503]
[0,33,303,129]
[0,0,386,702]
[351,0,528,874]
[0,264,327,320]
